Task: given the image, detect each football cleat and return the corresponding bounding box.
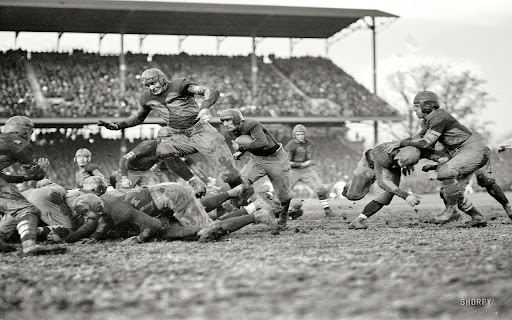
[21,240,67,256]
[348,217,368,229]
[188,177,207,198]
[254,208,278,231]
[198,221,226,243]
[431,205,461,224]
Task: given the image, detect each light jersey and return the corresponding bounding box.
[139,78,199,130]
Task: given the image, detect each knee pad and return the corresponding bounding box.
[475,172,495,188]
[437,164,460,180]
[342,169,375,201]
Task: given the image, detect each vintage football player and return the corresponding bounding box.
[220,108,294,230]
[97,68,245,200]
[0,116,66,255]
[343,144,423,229]
[384,91,512,225]
[284,124,344,219]
[74,147,105,189]
[42,177,277,244]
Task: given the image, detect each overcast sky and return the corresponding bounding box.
[1,0,511,145]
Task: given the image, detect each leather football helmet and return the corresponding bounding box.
[220,109,244,127]
[413,91,440,114]
[3,116,34,140]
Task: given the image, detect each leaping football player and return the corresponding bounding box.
[97,68,245,200]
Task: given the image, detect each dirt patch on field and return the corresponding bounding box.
[1,192,511,320]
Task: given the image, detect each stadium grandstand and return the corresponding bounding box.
[0,0,412,192]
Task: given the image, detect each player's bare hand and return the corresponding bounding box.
[37,158,50,172]
[405,193,421,207]
[120,176,132,189]
[233,151,243,160]
[98,120,119,130]
[302,160,313,167]
[232,140,240,151]
[383,141,400,153]
[196,109,210,124]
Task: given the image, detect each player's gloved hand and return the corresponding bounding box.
[383,141,401,153]
[120,176,132,189]
[121,236,143,245]
[233,151,243,160]
[422,164,438,172]
[98,120,120,130]
[196,108,211,124]
[405,193,421,207]
[401,166,414,176]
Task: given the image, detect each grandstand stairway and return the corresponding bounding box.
[24,61,49,110]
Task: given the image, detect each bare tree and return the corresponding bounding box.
[384,64,493,140]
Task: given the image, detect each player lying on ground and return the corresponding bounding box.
[38,177,281,244]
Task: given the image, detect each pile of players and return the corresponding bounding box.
[1,68,511,256]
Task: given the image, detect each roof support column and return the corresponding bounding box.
[178,35,187,53]
[99,33,107,53]
[139,34,147,52]
[119,33,126,98]
[57,32,64,52]
[216,36,227,55]
[251,37,261,102]
[289,38,300,57]
[370,16,379,145]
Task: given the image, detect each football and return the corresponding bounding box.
[235,134,254,145]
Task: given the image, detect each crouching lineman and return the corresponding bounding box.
[343,144,423,229]
[0,116,66,255]
[47,176,278,243]
[384,91,510,226]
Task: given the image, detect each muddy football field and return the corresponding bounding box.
[1,192,511,320]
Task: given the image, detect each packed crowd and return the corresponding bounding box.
[0,50,395,118]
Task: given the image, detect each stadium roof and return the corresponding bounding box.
[0,0,398,38]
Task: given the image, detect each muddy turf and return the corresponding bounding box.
[1,192,511,320]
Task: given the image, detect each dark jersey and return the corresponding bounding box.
[0,133,34,171]
[139,78,199,129]
[120,140,159,176]
[418,109,473,149]
[284,139,313,167]
[225,119,280,157]
[102,188,159,217]
[75,163,102,188]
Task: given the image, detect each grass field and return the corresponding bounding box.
[1,191,512,320]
